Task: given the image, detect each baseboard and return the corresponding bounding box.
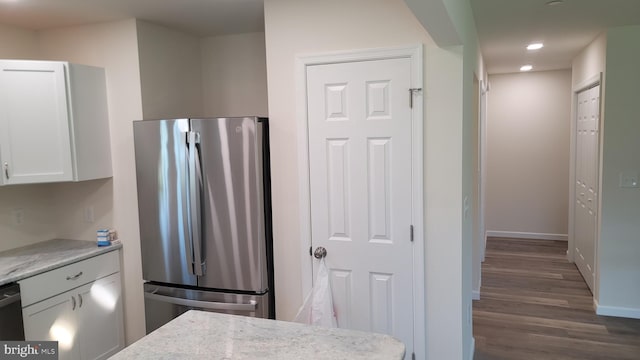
[486,231,568,241]
[594,299,640,319]
[472,290,480,300]
[469,337,475,360]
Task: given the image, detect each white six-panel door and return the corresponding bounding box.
[574,85,600,292]
[306,57,414,353]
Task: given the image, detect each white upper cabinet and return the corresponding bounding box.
[0,60,112,185]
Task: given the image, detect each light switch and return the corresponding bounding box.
[619,172,639,188]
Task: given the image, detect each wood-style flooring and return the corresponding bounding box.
[473,237,640,360]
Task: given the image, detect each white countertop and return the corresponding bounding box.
[0,238,122,286]
[109,310,405,360]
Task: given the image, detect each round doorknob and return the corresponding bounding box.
[314,247,327,259]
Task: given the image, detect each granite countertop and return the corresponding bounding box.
[110,310,405,360]
[0,238,122,287]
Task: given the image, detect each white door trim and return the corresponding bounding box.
[479,80,488,262]
[568,72,602,299]
[295,44,425,358]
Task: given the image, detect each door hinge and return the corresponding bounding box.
[409,88,422,108]
[410,225,414,242]
[411,352,416,360]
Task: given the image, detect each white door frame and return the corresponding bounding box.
[568,72,602,299]
[295,44,425,357]
[479,79,488,262]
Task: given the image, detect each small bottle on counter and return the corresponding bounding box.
[97,228,111,246]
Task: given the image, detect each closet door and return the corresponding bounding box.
[574,85,600,292]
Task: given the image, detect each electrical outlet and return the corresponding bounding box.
[11,209,24,226]
[619,172,639,188]
[84,206,95,223]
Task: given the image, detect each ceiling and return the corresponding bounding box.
[471,0,640,74]
[3,0,639,73]
[0,0,264,36]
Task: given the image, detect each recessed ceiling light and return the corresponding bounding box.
[520,65,533,72]
[527,43,544,50]
[546,0,564,5]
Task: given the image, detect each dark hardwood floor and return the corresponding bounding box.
[473,237,640,360]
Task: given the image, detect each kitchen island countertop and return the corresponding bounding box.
[0,238,122,286]
[109,310,406,360]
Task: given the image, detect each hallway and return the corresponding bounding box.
[473,238,640,360]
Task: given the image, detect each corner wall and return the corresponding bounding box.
[263,0,442,358]
[0,24,57,252]
[391,0,486,357]
[598,25,640,316]
[201,32,268,117]
[136,20,203,119]
[571,26,640,318]
[486,70,572,239]
[0,23,40,59]
[570,31,606,295]
[37,19,147,343]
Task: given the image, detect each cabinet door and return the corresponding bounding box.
[77,273,125,360]
[0,60,74,184]
[22,291,81,360]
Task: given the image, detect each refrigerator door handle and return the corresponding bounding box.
[144,292,258,311]
[188,131,205,276]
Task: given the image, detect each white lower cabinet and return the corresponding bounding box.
[20,252,124,360]
[22,290,81,360]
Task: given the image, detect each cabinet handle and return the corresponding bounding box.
[71,295,76,310]
[78,293,83,308]
[3,162,8,180]
[66,271,83,281]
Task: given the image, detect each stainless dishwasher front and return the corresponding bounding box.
[0,283,25,340]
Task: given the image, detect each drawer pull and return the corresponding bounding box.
[66,271,83,281]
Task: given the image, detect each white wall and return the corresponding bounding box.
[136,20,203,119]
[572,33,607,89]
[52,179,113,241]
[571,27,640,317]
[459,9,483,360]
[0,184,57,252]
[0,24,58,252]
[37,19,147,343]
[0,23,40,59]
[410,2,486,356]
[598,25,640,314]
[201,32,268,117]
[413,0,487,357]
[263,0,436,357]
[264,0,481,358]
[425,44,465,359]
[486,70,572,238]
[569,32,606,281]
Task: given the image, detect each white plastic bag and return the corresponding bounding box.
[293,258,337,327]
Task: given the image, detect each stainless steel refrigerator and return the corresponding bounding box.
[133,117,274,333]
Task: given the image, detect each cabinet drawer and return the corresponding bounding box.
[19,251,120,307]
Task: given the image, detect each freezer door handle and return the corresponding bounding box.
[144,291,258,311]
[187,131,205,276]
